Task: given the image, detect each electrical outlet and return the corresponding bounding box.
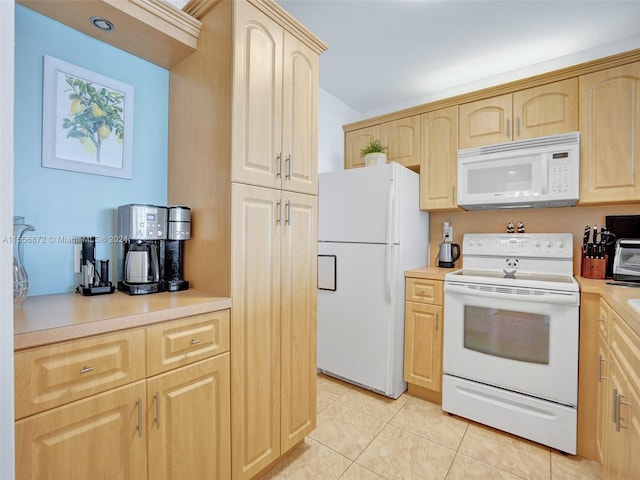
[443,222,453,240]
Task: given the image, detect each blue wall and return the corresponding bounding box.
[14,5,169,296]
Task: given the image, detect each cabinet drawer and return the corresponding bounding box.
[15,329,145,420]
[610,309,640,391]
[146,310,230,377]
[406,277,443,305]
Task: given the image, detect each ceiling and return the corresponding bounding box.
[169,1,640,118]
[274,0,640,117]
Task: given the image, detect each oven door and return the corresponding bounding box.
[443,281,579,406]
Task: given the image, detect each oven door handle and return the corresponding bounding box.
[444,283,578,305]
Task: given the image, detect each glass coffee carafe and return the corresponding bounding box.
[13,216,34,308]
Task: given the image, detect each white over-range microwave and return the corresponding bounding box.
[457,132,580,210]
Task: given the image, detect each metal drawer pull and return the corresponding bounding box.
[80,366,94,374]
[190,339,201,345]
[285,201,291,226]
[137,398,143,437]
[597,355,607,382]
[612,388,618,423]
[285,154,291,179]
[155,392,161,429]
[597,317,606,322]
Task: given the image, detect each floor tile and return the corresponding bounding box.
[356,424,456,480]
[550,451,603,479]
[317,374,352,413]
[458,423,551,480]
[445,452,524,479]
[390,395,469,450]
[338,385,409,422]
[259,437,351,480]
[309,401,386,460]
[338,462,386,480]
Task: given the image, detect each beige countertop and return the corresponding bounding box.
[577,277,640,337]
[14,289,232,351]
[405,265,458,281]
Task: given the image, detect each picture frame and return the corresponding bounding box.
[42,55,134,179]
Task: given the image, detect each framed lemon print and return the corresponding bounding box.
[42,55,134,179]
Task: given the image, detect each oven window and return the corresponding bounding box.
[463,305,550,364]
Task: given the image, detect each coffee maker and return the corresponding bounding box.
[117,204,168,295]
[164,206,191,291]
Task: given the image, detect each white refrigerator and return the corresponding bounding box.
[317,162,429,398]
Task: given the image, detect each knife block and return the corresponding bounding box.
[581,250,607,280]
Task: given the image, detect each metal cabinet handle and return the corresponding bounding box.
[451,186,455,203]
[276,152,282,178]
[285,200,291,226]
[615,391,631,432]
[435,313,439,332]
[80,366,94,374]
[285,154,291,180]
[137,398,143,437]
[597,354,607,381]
[276,200,282,225]
[191,339,201,345]
[597,317,606,322]
[505,118,510,137]
[516,117,520,136]
[155,392,161,429]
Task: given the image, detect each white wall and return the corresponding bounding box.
[0,1,15,478]
[318,88,360,173]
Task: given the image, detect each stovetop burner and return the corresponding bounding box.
[445,233,577,292]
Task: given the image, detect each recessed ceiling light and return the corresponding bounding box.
[90,16,114,32]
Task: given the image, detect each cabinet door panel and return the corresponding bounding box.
[404,301,442,391]
[420,107,458,210]
[147,354,230,480]
[459,94,512,148]
[282,34,319,194]
[231,183,281,479]
[579,62,640,203]
[280,192,317,452]
[381,116,420,169]
[15,381,146,480]
[345,125,381,169]
[232,2,283,189]
[513,78,578,139]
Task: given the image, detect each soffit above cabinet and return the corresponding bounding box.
[17,0,202,69]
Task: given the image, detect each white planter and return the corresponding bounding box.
[364,152,387,166]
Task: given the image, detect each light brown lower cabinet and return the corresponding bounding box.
[15,381,147,479]
[15,310,231,480]
[596,299,640,479]
[403,276,443,402]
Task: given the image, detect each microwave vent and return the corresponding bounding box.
[458,132,580,158]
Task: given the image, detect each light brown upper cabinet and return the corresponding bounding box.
[579,61,640,204]
[420,106,458,210]
[459,78,578,149]
[345,125,381,169]
[381,115,421,169]
[231,1,319,195]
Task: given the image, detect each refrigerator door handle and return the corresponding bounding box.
[384,177,396,304]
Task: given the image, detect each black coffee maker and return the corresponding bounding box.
[117,204,168,295]
[164,206,191,291]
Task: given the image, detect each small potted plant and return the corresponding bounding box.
[360,138,388,166]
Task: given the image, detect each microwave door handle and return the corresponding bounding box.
[541,154,548,195]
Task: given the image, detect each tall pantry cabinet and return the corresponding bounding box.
[167,1,327,479]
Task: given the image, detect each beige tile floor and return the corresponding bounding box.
[260,374,603,480]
